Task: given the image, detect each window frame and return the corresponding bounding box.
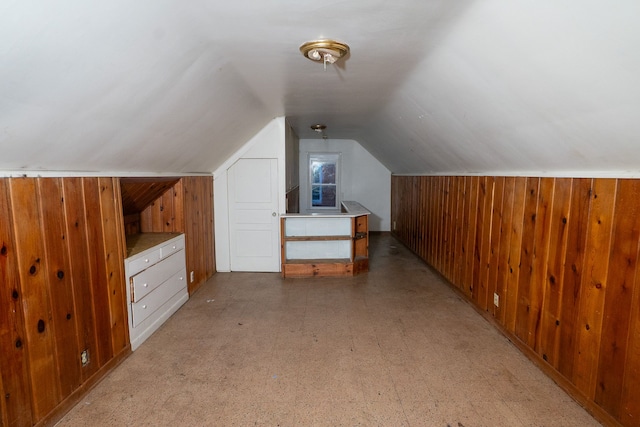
[307,152,341,211]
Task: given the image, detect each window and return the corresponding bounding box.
[309,153,340,210]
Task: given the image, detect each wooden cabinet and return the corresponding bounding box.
[124,233,188,350]
[280,201,369,278]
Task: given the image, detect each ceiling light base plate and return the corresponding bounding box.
[300,40,350,66]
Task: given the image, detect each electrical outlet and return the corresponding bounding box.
[80,350,89,366]
[190,271,194,283]
[393,220,397,230]
[493,293,500,307]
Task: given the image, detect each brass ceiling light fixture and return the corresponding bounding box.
[310,124,328,139]
[300,39,350,70]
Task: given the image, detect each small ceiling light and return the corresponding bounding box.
[300,39,350,70]
[310,124,328,139]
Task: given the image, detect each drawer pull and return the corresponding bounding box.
[143,283,148,287]
[144,259,149,263]
[142,305,147,309]
[172,245,176,249]
[179,277,184,281]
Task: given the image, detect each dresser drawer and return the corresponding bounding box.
[160,236,184,259]
[131,250,184,302]
[128,249,162,276]
[131,268,187,327]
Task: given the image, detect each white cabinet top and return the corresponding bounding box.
[340,201,371,216]
[281,201,371,218]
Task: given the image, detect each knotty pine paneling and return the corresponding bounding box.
[98,177,129,356]
[37,178,81,399]
[62,178,101,383]
[464,176,479,299]
[538,178,572,367]
[83,178,116,367]
[139,181,178,232]
[139,176,215,294]
[505,177,527,333]
[597,179,640,417]
[572,179,616,398]
[446,176,459,282]
[453,177,467,287]
[475,176,493,310]
[9,178,61,419]
[621,270,640,426]
[391,175,640,427]
[0,180,32,427]
[0,177,129,427]
[487,176,505,319]
[557,178,591,380]
[119,177,180,216]
[514,177,538,345]
[183,176,216,293]
[530,178,554,351]
[495,176,515,325]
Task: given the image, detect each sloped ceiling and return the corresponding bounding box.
[1,1,638,175]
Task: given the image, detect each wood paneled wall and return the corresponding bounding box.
[0,177,129,427]
[139,176,215,294]
[391,175,640,427]
[1,175,215,426]
[182,176,216,294]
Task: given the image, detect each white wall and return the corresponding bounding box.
[299,139,391,231]
[213,117,286,272]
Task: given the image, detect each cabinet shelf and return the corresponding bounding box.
[284,235,351,242]
[285,258,351,264]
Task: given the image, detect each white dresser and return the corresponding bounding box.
[124,233,188,350]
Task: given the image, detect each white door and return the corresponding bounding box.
[228,158,280,272]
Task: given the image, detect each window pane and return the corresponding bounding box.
[311,185,337,207]
[311,185,320,205]
[311,161,336,184]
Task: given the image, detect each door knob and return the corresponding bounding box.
[272,212,277,217]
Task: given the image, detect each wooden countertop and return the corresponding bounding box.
[125,232,182,258]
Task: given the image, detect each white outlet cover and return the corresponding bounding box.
[81,350,89,366]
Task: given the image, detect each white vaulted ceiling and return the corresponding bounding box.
[1,1,639,175]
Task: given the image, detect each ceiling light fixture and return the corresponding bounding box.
[310,124,328,139]
[300,39,350,70]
